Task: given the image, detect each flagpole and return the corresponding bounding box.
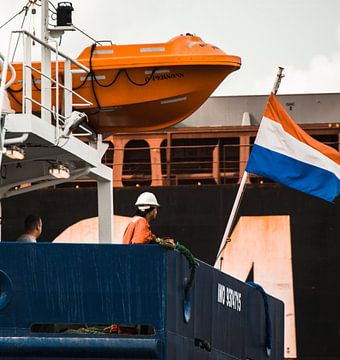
[215,170,248,263]
[215,67,285,268]
[272,67,285,94]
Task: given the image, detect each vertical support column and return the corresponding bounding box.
[0,33,13,121]
[23,34,32,115]
[111,138,127,187]
[0,199,2,242]
[41,0,51,123]
[212,144,220,184]
[165,132,172,186]
[239,135,250,184]
[63,59,72,118]
[54,40,60,136]
[147,137,164,186]
[97,179,113,243]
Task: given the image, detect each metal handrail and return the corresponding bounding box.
[105,143,251,186]
[13,30,90,73]
[0,32,15,153]
[24,64,92,111]
[100,131,340,187]
[10,29,92,139]
[0,51,16,89]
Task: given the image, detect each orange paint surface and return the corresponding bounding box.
[219,215,297,358]
[6,34,241,133]
[53,215,131,244]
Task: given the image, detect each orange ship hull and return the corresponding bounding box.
[7,34,241,133]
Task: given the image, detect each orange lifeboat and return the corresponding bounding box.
[6,34,241,133]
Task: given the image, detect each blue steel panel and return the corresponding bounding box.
[211,268,246,359]
[0,243,284,359]
[167,335,195,359]
[193,264,213,342]
[166,251,284,359]
[268,295,285,359]
[166,250,194,338]
[0,243,167,359]
[0,336,160,358]
[244,285,266,358]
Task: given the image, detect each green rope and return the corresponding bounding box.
[154,238,198,293]
[176,241,199,294]
[64,326,111,334]
[154,237,176,249]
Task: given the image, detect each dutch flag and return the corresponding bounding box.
[246,93,340,203]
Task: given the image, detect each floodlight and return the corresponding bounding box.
[49,163,70,179]
[5,145,25,160]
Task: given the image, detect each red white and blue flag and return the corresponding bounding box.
[246,93,340,202]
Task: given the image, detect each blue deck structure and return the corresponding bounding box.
[0,243,284,359]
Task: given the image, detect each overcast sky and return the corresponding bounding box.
[1,0,340,96]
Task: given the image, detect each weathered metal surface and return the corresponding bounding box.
[0,337,160,358]
[0,243,284,359]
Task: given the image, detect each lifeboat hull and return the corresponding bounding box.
[78,64,237,132]
[6,35,241,133]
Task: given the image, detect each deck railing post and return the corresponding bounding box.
[239,135,250,184]
[23,34,32,115]
[212,144,220,184]
[63,59,72,118]
[166,132,172,185]
[41,0,51,123]
[148,138,163,186]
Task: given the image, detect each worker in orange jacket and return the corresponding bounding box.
[112,192,175,335]
[123,192,175,247]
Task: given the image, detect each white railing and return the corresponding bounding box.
[1,29,92,140]
[19,30,92,135]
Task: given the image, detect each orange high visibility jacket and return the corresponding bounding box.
[122,216,156,244]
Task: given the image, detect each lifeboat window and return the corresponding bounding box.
[30,323,155,336]
[123,140,151,187]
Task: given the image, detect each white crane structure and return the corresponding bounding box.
[0,0,113,243]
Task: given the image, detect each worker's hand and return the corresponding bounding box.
[155,237,176,249]
[162,237,176,249]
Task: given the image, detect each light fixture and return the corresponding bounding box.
[5,145,25,160]
[49,163,70,179]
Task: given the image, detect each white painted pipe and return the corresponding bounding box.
[4,133,29,145]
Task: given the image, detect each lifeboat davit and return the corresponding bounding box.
[7,34,241,133]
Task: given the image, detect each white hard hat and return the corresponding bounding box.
[135,192,160,207]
